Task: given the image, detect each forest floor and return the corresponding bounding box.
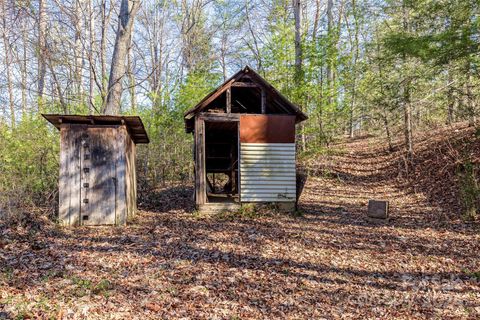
[1,127,480,319]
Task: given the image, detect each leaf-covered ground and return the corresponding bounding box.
[1,132,480,319]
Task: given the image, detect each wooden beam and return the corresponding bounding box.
[185,79,235,119]
[199,112,240,122]
[261,88,266,114]
[226,88,231,113]
[231,82,260,88]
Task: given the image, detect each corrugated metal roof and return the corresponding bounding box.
[42,114,149,144]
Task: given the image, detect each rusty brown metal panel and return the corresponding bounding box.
[240,115,295,143]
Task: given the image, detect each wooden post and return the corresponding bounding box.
[116,127,127,225]
[194,116,206,205]
[58,125,70,225]
[226,88,231,113]
[261,88,266,114]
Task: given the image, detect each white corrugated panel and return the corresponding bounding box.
[240,143,296,202]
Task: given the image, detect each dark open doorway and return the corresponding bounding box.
[204,121,239,203]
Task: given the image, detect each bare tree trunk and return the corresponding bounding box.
[465,60,476,127]
[127,45,136,111]
[103,0,140,115]
[402,1,413,157]
[2,3,15,127]
[21,30,27,117]
[312,0,320,41]
[147,1,162,108]
[349,0,359,138]
[74,0,85,102]
[293,0,306,151]
[100,0,112,109]
[382,110,393,152]
[47,58,68,113]
[294,0,302,82]
[326,0,334,107]
[220,34,228,81]
[37,0,47,110]
[88,0,95,113]
[245,1,262,72]
[446,67,456,125]
[403,81,413,155]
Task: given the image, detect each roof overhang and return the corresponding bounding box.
[42,114,150,144]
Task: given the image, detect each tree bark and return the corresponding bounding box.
[403,82,413,154]
[103,0,140,115]
[88,0,95,113]
[74,0,85,101]
[326,0,336,109]
[383,110,393,152]
[446,67,456,125]
[127,45,136,111]
[465,60,476,127]
[293,0,302,83]
[349,0,359,138]
[19,15,28,117]
[100,0,112,109]
[245,1,262,72]
[312,0,320,41]
[1,2,15,127]
[37,0,47,110]
[402,0,413,156]
[293,0,306,151]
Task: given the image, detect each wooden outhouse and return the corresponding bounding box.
[184,66,308,212]
[43,114,149,226]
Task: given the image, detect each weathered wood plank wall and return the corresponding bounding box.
[125,127,137,219]
[58,124,137,226]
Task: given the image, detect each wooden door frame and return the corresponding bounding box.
[194,116,206,205]
[195,113,240,206]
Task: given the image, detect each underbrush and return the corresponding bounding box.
[0,116,59,222]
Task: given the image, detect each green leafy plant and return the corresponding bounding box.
[457,161,479,220]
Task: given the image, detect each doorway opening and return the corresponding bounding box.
[204,121,239,203]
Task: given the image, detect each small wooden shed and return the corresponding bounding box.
[184,66,308,212]
[43,114,149,226]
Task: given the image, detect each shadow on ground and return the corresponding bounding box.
[138,184,195,213]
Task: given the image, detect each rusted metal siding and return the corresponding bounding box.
[239,115,295,143]
[240,143,296,202]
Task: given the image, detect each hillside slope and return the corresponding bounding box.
[301,123,480,224]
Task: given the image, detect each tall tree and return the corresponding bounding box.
[293,0,302,83]
[1,0,15,127]
[326,0,334,107]
[74,0,85,101]
[103,0,140,115]
[37,0,47,110]
[401,0,413,156]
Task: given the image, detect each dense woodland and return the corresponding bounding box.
[0,0,479,216]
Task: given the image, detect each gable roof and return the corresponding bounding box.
[184,66,307,131]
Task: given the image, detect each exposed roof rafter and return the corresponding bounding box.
[184,66,308,133]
